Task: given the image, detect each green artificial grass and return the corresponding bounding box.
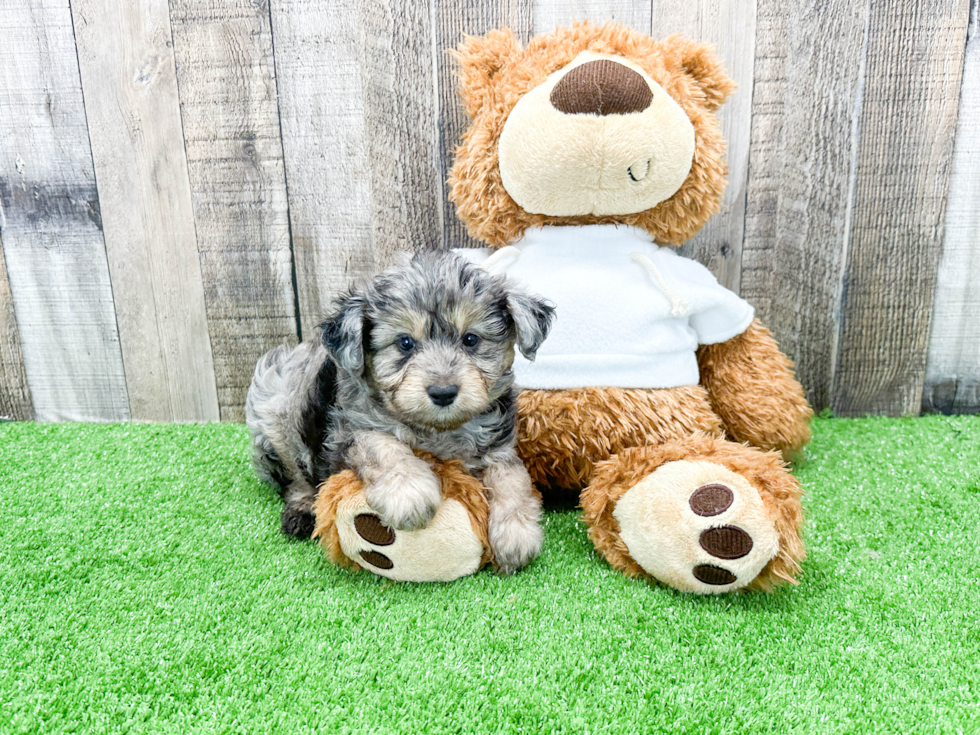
[1,416,979,734]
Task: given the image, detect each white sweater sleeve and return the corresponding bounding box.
[689,297,755,345]
[659,250,755,345]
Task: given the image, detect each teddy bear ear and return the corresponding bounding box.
[660,34,736,112]
[452,28,522,119]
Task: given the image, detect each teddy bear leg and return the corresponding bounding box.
[312,461,493,583]
[581,433,804,594]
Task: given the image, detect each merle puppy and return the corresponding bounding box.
[245,250,554,573]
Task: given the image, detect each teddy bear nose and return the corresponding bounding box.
[427,384,459,407]
[550,59,653,116]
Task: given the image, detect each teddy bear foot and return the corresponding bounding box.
[312,461,494,582]
[582,436,804,594]
[612,460,780,593]
[333,493,485,582]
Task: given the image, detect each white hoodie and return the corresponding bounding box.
[455,225,754,391]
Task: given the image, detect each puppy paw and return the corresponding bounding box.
[281,506,315,538]
[364,460,442,531]
[489,510,544,575]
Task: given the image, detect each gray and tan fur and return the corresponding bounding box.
[245,250,555,573]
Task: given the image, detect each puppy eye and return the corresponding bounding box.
[462,333,480,348]
[396,335,415,352]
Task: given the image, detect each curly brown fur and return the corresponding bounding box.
[449,22,735,248]
[312,453,496,571]
[516,385,724,490]
[697,319,813,460]
[311,468,367,569]
[581,434,805,591]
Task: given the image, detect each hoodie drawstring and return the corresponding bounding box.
[480,245,522,271]
[629,253,690,317]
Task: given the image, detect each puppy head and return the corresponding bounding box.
[321,251,554,430]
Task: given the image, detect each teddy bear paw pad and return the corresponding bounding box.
[612,460,779,594]
[353,513,396,546]
[335,493,484,582]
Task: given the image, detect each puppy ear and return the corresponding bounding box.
[661,35,735,112]
[506,290,555,360]
[320,292,367,374]
[452,28,522,119]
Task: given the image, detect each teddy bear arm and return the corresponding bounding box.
[696,319,813,459]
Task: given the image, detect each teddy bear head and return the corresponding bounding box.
[448,22,735,248]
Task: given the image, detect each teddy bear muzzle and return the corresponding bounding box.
[497,51,696,218]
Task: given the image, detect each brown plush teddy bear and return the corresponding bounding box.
[311,21,811,593]
[447,21,813,593]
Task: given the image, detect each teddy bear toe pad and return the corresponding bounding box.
[335,493,484,582]
[612,460,779,594]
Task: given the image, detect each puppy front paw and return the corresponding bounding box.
[364,461,442,531]
[489,509,544,575]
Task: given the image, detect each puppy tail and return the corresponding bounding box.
[245,344,296,492]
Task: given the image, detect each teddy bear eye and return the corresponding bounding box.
[396,335,416,352]
[462,333,481,348]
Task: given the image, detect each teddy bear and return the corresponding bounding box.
[311,21,812,593]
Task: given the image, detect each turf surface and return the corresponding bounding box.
[1,416,978,734]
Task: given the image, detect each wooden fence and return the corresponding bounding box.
[0,0,977,422]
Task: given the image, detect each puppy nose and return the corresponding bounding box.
[550,59,653,116]
[427,384,459,407]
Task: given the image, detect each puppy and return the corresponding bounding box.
[245,250,555,573]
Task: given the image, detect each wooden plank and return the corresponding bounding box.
[435,0,534,249]
[653,0,756,293]
[740,0,870,411]
[71,0,219,421]
[268,0,375,334]
[357,0,444,262]
[168,0,297,422]
[0,235,33,421]
[532,0,652,34]
[830,0,971,416]
[923,1,980,415]
[0,0,130,422]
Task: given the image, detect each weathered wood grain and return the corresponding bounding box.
[435,0,533,249]
[71,0,219,421]
[269,0,375,334]
[0,235,33,420]
[4,0,978,420]
[357,0,444,261]
[653,0,755,293]
[740,0,870,411]
[830,0,971,416]
[169,0,297,422]
[0,0,129,422]
[923,0,980,415]
[532,0,652,34]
